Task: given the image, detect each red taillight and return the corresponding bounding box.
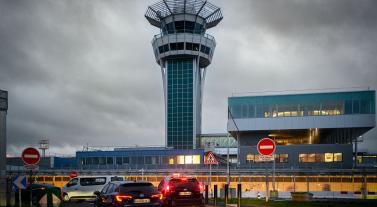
[151,193,163,200]
[115,195,132,202]
[164,184,174,194]
[196,183,204,193]
[198,183,204,192]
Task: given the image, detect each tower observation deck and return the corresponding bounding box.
[145,0,223,149]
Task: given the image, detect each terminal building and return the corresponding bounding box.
[5,89,376,173]
[228,90,376,169]
[69,90,375,170]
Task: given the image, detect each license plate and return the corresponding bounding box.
[179,191,192,196]
[134,198,150,203]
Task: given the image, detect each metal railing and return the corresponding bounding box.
[7,166,377,176]
[152,32,216,44]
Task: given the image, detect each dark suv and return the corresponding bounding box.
[158,175,204,207]
[94,181,162,207]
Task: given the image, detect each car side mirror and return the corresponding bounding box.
[94,191,100,196]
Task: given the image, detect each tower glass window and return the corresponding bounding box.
[167,58,193,149]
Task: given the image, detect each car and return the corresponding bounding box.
[62,175,124,202]
[94,181,163,207]
[157,174,204,207]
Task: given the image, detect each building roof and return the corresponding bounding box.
[145,0,223,29]
[229,90,375,107]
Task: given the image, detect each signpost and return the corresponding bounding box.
[257,138,276,156]
[204,151,218,199]
[257,138,276,202]
[13,176,27,207]
[22,148,41,166]
[22,147,40,207]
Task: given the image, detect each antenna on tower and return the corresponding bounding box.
[39,139,49,157]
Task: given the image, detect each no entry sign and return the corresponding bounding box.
[257,138,276,156]
[21,147,41,165]
[69,171,78,178]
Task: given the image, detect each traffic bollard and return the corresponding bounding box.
[214,184,217,206]
[224,184,229,205]
[237,183,241,207]
[205,185,208,204]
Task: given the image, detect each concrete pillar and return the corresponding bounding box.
[0,90,8,207]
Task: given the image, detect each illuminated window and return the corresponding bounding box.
[315,154,325,162]
[307,154,316,162]
[357,156,363,164]
[283,111,291,116]
[299,153,315,163]
[272,110,278,117]
[325,153,334,162]
[334,153,342,162]
[246,154,254,163]
[177,155,185,164]
[185,155,193,164]
[192,155,200,164]
[299,154,307,162]
[279,154,288,163]
[169,158,174,165]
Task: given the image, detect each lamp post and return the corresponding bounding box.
[226,132,230,185]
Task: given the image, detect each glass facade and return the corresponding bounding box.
[229,91,375,119]
[167,58,194,149]
[162,21,205,35]
[81,154,201,165]
[158,42,211,55]
[199,134,238,148]
[299,153,343,163]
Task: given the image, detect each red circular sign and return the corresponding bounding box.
[21,147,41,165]
[69,171,78,178]
[257,138,276,156]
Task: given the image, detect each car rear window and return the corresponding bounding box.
[169,178,198,187]
[119,183,156,193]
[111,177,124,181]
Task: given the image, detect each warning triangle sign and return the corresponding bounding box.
[204,151,219,165]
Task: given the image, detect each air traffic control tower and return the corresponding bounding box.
[145,0,222,149]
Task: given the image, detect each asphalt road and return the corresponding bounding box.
[63,202,218,207]
[64,201,93,207]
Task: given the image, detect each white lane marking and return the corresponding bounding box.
[24,154,39,158]
[259,145,273,149]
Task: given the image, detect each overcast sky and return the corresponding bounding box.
[1,0,376,155]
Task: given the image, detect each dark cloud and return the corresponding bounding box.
[1,0,376,154]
